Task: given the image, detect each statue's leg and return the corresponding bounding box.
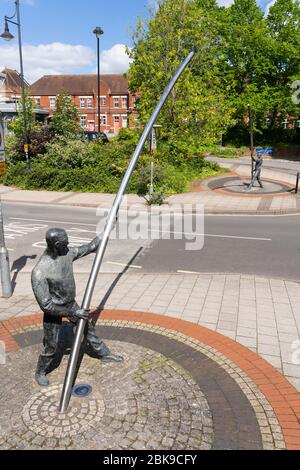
[257,170,263,188]
[35,317,61,386]
[84,322,111,358]
[85,322,123,362]
[248,176,255,190]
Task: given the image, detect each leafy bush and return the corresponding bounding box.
[224,124,300,147]
[1,135,221,194]
[146,191,167,206]
[116,127,140,145]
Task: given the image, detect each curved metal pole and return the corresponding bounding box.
[59,50,195,413]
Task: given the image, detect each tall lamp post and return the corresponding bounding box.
[1,0,30,172]
[248,104,254,178]
[0,112,12,298]
[93,26,104,134]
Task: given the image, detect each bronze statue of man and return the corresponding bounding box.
[31,227,123,387]
[248,154,263,190]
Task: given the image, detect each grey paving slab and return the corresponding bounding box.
[1,271,300,391]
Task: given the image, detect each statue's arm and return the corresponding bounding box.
[72,235,101,260]
[31,268,68,317]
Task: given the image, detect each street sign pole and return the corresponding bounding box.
[149,127,157,196]
[0,114,12,298]
[0,198,12,298]
[248,105,254,177]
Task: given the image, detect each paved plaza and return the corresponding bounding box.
[1,157,300,450]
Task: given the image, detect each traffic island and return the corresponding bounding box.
[207,176,294,196]
[1,311,300,450]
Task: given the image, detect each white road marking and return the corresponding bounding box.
[177,270,201,274]
[10,218,272,241]
[4,223,48,240]
[149,229,271,241]
[106,261,143,269]
[203,233,271,241]
[10,217,96,227]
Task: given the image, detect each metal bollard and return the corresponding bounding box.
[0,200,12,298]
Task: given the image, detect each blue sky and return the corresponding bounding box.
[0,0,274,83]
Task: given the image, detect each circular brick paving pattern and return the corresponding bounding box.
[2,312,300,449]
[22,385,105,439]
[207,176,293,195]
[0,339,213,450]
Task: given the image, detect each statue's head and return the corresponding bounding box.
[46,228,69,256]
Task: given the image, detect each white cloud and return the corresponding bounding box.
[265,0,276,15]
[148,0,160,11]
[0,42,95,83]
[100,44,131,74]
[216,0,234,6]
[0,41,131,83]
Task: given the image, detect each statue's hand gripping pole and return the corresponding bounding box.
[59,50,195,413]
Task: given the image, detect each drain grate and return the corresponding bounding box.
[71,384,92,398]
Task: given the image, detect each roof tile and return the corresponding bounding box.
[29,74,129,96]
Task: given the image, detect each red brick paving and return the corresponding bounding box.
[1,309,300,450]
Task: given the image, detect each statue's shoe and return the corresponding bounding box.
[35,372,50,386]
[101,353,124,363]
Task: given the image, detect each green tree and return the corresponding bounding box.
[219,0,274,128]
[266,0,300,126]
[7,94,54,162]
[220,0,300,135]
[8,94,36,137]
[51,93,82,139]
[128,0,234,149]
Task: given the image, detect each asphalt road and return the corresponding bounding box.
[2,201,300,281]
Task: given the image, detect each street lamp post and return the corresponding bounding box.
[248,104,254,178]
[149,125,162,196]
[0,112,12,298]
[1,0,30,172]
[93,26,104,134]
[0,198,12,298]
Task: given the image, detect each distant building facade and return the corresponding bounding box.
[0,69,47,132]
[0,68,29,103]
[29,74,138,134]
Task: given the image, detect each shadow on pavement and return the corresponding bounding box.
[71,246,144,387]
[11,255,37,294]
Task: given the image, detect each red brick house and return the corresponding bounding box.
[29,74,137,134]
[0,68,29,102]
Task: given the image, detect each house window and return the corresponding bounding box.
[122,115,128,128]
[122,96,127,109]
[87,97,93,108]
[49,97,56,109]
[80,98,85,108]
[35,97,41,106]
[114,97,119,108]
[88,120,95,130]
[101,115,107,125]
[101,96,106,106]
[114,115,120,123]
[80,115,87,128]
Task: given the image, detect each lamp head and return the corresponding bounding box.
[93,26,104,38]
[0,19,14,41]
